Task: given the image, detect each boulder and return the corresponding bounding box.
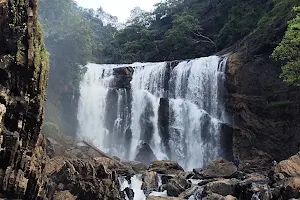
[149,160,184,174]
[205,179,238,196]
[178,186,199,199]
[203,193,226,200]
[225,195,237,200]
[147,197,182,200]
[284,177,300,190]
[166,177,190,197]
[122,161,147,174]
[177,171,195,180]
[53,191,76,200]
[193,159,237,179]
[276,152,300,177]
[235,173,270,200]
[142,171,158,194]
[94,157,123,169]
[135,143,157,166]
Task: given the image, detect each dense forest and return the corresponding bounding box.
[39,0,300,87]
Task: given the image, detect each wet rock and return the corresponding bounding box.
[135,143,157,166]
[124,187,134,200]
[166,177,190,197]
[147,196,182,200]
[53,190,76,200]
[122,161,147,174]
[112,67,133,88]
[276,152,300,177]
[205,179,238,196]
[142,171,158,193]
[193,159,237,179]
[149,160,184,174]
[235,173,270,200]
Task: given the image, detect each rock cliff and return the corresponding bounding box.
[0,0,49,199]
[224,22,300,163]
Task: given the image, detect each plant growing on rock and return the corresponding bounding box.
[272,6,300,85]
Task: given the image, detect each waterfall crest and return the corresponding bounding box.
[77,56,227,169]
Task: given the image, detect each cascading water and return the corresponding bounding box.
[77,56,227,169]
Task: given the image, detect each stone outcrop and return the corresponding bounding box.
[149,160,184,174]
[44,158,123,200]
[0,0,49,199]
[193,159,237,179]
[142,171,158,194]
[276,152,300,177]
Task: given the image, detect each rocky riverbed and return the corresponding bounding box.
[43,132,300,200]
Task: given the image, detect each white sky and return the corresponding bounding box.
[76,0,160,22]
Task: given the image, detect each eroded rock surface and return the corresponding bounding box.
[0,0,49,199]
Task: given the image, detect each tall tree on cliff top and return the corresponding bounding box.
[272,6,300,85]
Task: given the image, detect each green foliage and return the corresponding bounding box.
[39,0,116,89]
[96,0,299,64]
[272,6,300,85]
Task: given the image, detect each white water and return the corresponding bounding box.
[77,56,227,169]
[119,175,167,200]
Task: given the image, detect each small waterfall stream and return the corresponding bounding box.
[77,56,227,170]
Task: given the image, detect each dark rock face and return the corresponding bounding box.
[112,67,133,89]
[225,47,300,162]
[0,0,49,199]
[193,159,237,179]
[166,177,190,197]
[135,143,157,166]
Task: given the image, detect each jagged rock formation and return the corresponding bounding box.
[0,0,49,199]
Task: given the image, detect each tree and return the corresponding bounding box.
[272,6,300,85]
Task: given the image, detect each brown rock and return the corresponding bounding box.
[122,161,147,174]
[193,159,237,179]
[284,177,300,190]
[45,157,67,175]
[276,152,300,177]
[149,160,184,174]
[53,191,76,200]
[166,177,190,197]
[142,171,158,192]
[94,156,123,169]
[225,195,237,200]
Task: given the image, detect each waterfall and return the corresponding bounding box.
[77,56,227,169]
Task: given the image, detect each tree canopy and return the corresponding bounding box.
[272,6,300,85]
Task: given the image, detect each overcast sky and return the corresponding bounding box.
[76,0,160,22]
